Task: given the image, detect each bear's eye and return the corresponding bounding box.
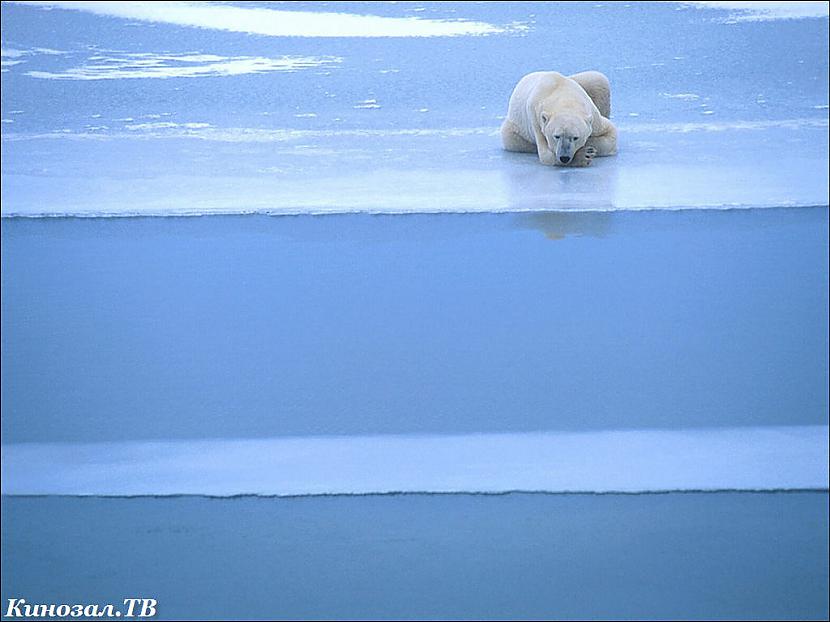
[553,135,560,140]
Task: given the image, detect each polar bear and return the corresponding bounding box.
[501,71,617,167]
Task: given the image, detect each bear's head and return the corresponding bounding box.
[541,112,592,165]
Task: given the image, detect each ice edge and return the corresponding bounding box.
[2,203,828,219]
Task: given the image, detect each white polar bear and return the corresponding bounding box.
[501,71,617,167]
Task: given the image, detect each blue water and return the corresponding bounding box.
[2,493,828,620]
[2,208,827,443]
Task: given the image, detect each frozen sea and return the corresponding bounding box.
[2,1,829,620]
[2,1,828,216]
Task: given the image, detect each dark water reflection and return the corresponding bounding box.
[2,207,827,442]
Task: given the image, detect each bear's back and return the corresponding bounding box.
[509,72,590,111]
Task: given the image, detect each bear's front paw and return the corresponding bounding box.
[539,152,558,166]
[570,146,596,167]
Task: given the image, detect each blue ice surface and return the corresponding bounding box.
[1,1,828,215]
[2,208,828,443]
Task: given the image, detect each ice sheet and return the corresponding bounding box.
[3,426,827,496]
[2,1,827,216]
[3,121,828,216]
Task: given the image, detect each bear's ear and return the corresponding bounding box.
[540,112,549,125]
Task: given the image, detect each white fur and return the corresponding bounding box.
[501,71,617,167]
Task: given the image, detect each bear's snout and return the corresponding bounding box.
[559,156,571,164]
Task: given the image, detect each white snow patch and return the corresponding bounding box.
[1,46,68,71]
[661,92,701,100]
[683,1,828,21]
[10,1,511,37]
[354,99,381,109]
[25,51,341,80]
[124,121,212,130]
[0,48,28,58]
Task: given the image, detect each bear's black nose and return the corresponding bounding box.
[559,156,571,164]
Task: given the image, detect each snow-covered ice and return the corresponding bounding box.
[3,426,827,496]
[2,1,827,217]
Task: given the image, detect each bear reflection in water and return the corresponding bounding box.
[515,211,613,241]
[500,135,619,239]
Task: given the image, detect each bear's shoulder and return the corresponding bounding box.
[523,72,589,106]
[522,71,567,90]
